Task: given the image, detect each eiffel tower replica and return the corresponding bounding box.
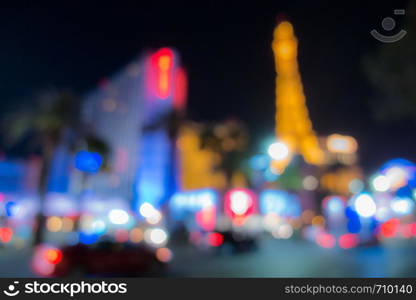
[271,20,324,173]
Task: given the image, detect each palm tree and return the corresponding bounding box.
[3,90,108,245]
[199,119,249,188]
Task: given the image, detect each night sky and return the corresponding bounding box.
[0,0,413,172]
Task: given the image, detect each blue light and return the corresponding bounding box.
[345,207,361,233]
[135,129,171,210]
[259,190,301,217]
[345,206,358,219]
[79,232,100,245]
[390,197,414,215]
[324,196,344,215]
[5,201,18,217]
[170,189,217,219]
[396,186,413,198]
[249,154,270,171]
[264,169,279,182]
[74,151,103,173]
[381,158,414,171]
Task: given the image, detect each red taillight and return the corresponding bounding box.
[380,218,400,238]
[173,67,187,111]
[208,232,224,247]
[44,248,63,265]
[0,227,13,243]
[338,233,359,249]
[316,232,335,249]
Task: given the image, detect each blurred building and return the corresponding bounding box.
[319,134,363,196]
[271,20,324,174]
[176,119,249,191]
[270,21,364,212]
[0,158,41,194]
[68,47,188,211]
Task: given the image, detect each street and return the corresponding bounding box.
[2,237,416,277]
[168,238,415,277]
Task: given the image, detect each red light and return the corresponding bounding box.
[115,229,129,243]
[189,231,203,245]
[338,233,359,249]
[380,218,399,238]
[316,232,335,248]
[0,227,13,243]
[156,247,173,263]
[195,206,216,232]
[173,67,187,111]
[208,232,224,247]
[224,188,256,223]
[400,224,413,239]
[148,48,174,99]
[44,249,63,265]
[410,223,416,236]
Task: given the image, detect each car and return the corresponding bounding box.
[32,241,169,277]
[213,230,258,254]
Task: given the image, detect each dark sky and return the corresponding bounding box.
[0,0,413,172]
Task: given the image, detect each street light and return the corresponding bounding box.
[267,141,289,161]
[353,193,376,218]
[326,134,357,154]
[371,175,391,192]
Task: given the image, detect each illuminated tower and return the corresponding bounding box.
[271,21,324,172]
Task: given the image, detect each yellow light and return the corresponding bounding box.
[61,217,74,232]
[276,40,297,60]
[327,134,358,154]
[385,167,408,190]
[177,125,227,190]
[46,216,62,232]
[158,55,171,70]
[272,21,324,170]
[130,228,144,243]
[301,209,315,224]
[311,215,325,227]
[274,21,294,39]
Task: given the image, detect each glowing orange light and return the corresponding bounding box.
[156,247,173,262]
[272,21,324,168]
[208,232,224,247]
[44,249,63,265]
[177,125,228,190]
[130,228,144,243]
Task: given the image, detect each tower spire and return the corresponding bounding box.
[271,21,324,172]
